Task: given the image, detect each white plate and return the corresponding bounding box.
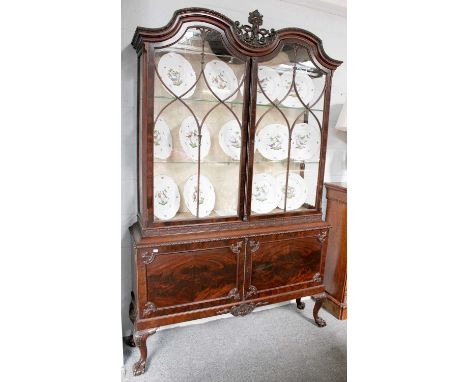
[241,66,280,105]
[275,173,308,211]
[153,175,180,220]
[291,122,321,161]
[179,116,211,161]
[277,71,315,108]
[183,174,216,217]
[256,124,289,161]
[153,117,173,160]
[205,59,238,101]
[157,52,196,99]
[219,120,242,160]
[251,173,281,214]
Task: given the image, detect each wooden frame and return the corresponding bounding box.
[128,8,342,376]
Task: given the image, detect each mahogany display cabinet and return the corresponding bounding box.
[127,7,342,376]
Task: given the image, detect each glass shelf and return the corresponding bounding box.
[154,95,323,112]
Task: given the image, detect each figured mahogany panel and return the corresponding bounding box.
[248,232,324,298]
[142,240,243,316]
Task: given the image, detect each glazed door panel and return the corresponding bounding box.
[246,231,326,299]
[138,239,244,317]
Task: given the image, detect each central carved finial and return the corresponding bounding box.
[234,10,277,47]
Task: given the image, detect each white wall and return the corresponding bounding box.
[121,0,347,336]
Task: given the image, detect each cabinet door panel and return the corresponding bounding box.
[139,240,243,317]
[248,231,325,298]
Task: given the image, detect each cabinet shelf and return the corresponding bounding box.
[154,95,323,112]
[153,159,320,164]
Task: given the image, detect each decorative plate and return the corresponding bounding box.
[241,66,280,105]
[275,173,308,211]
[157,52,196,99]
[183,174,216,218]
[219,120,242,160]
[251,173,281,214]
[204,59,238,101]
[153,175,180,220]
[277,71,315,108]
[256,124,289,161]
[179,116,211,161]
[290,122,321,161]
[153,117,173,160]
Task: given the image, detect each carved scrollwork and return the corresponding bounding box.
[316,231,328,243]
[249,240,260,253]
[230,241,243,254]
[227,288,241,300]
[234,10,277,47]
[312,272,322,283]
[246,285,258,299]
[141,251,156,265]
[142,302,157,317]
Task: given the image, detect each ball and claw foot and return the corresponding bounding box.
[313,293,327,327]
[133,359,147,376]
[296,298,305,310]
[132,328,157,376]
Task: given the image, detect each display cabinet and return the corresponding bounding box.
[128,8,341,376]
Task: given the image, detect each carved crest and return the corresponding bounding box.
[234,10,277,47]
[142,302,157,317]
[217,301,268,317]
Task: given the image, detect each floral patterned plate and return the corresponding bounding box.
[275,172,308,211]
[251,173,281,214]
[153,175,180,220]
[219,120,242,160]
[290,122,321,161]
[277,71,315,108]
[157,52,196,99]
[183,174,216,218]
[241,66,281,105]
[256,124,289,161]
[204,59,238,101]
[153,117,173,160]
[179,116,211,161]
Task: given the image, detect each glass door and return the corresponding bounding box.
[150,27,249,224]
[249,43,328,218]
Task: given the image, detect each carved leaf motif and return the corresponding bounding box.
[228,288,241,300]
[249,240,260,253]
[143,302,157,317]
[312,273,322,283]
[141,251,156,264]
[230,241,243,254]
[234,10,277,47]
[316,231,328,243]
[246,285,258,299]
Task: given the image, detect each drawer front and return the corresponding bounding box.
[136,239,244,318]
[246,230,328,299]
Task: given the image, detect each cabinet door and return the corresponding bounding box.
[245,230,327,300]
[247,43,331,219]
[137,239,244,318]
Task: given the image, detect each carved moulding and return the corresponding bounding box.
[227,288,241,300]
[141,250,157,264]
[245,285,258,299]
[230,241,243,254]
[233,10,277,47]
[249,240,260,253]
[312,272,322,283]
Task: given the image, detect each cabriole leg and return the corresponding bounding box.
[296,298,305,310]
[133,328,157,376]
[123,291,137,347]
[312,293,327,327]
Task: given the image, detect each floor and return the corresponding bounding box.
[122,300,347,382]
